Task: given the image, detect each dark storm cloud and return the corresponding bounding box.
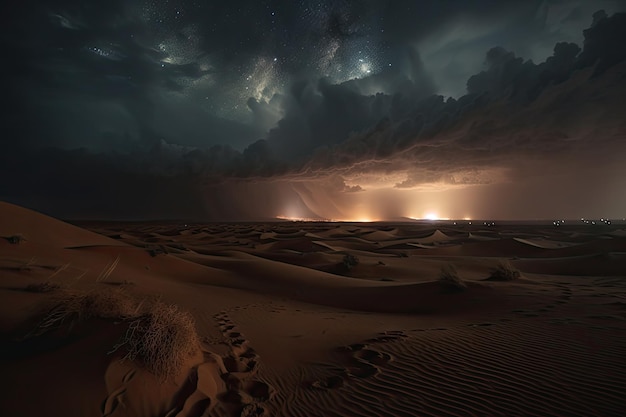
[1,0,261,152]
[2,1,626,220]
[410,0,626,97]
[235,11,626,187]
[380,0,535,43]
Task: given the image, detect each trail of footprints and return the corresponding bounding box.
[309,330,407,390]
[159,308,272,417]
[211,310,275,417]
[102,310,275,417]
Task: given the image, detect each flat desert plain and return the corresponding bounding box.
[1,201,625,417]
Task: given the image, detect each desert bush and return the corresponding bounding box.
[29,288,201,380]
[438,264,467,292]
[111,302,201,380]
[342,253,360,270]
[488,261,521,281]
[147,245,169,257]
[24,281,63,293]
[6,234,24,244]
[32,288,139,333]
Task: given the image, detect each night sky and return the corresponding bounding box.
[2,0,626,221]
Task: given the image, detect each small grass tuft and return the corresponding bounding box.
[488,261,521,281]
[6,234,25,244]
[147,245,169,257]
[342,253,360,269]
[438,263,467,292]
[32,288,139,333]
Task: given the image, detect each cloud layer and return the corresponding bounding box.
[1,2,626,220]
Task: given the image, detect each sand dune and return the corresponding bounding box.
[0,202,127,248]
[513,237,583,249]
[1,202,625,416]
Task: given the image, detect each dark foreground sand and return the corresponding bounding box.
[1,201,625,417]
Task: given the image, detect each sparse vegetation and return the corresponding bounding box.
[165,243,189,252]
[24,281,63,293]
[32,288,139,331]
[488,261,521,281]
[6,234,24,244]
[147,245,169,257]
[438,263,467,292]
[111,302,201,380]
[342,253,360,270]
[29,288,200,380]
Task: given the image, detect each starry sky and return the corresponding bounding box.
[2,0,626,221]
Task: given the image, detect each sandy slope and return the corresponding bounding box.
[1,201,625,416]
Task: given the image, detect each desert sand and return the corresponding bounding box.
[1,200,625,417]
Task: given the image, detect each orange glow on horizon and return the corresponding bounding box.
[276,215,381,223]
[408,211,450,221]
[275,215,326,222]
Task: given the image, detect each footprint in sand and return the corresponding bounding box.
[311,331,404,390]
[366,331,408,343]
[102,386,127,417]
[102,368,135,417]
[310,375,344,390]
[158,309,275,417]
[168,354,227,417]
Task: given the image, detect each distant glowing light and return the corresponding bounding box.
[276,215,323,222]
[335,217,376,222]
[408,213,450,221]
[276,215,378,223]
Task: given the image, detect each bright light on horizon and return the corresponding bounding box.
[276,215,380,223]
[276,215,325,222]
[407,213,451,221]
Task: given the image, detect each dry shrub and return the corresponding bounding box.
[31,288,138,336]
[24,281,63,293]
[488,261,521,281]
[30,288,200,380]
[6,234,25,244]
[112,302,201,380]
[438,263,467,292]
[342,253,360,269]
